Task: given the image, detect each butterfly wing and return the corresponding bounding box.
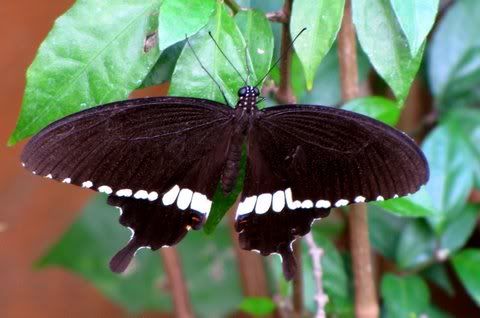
[22,97,234,272]
[236,104,428,279]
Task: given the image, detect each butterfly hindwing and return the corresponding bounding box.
[236,104,428,279]
[21,97,235,272]
[107,132,232,272]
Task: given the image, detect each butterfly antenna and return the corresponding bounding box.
[208,32,248,86]
[254,27,307,87]
[185,35,230,106]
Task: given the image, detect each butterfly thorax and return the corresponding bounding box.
[235,85,259,115]
[221,86,260,194]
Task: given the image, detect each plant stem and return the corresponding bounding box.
[275,0,296,104]
[224,0,241,14]
[338,1,379,317]
[305,233,328,318]
[228,198,270,299]
[292,240,304,318]
[160,248,195,318]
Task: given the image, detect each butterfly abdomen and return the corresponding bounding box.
[221,133,244,194]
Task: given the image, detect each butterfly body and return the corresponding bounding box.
[21,86,428,279]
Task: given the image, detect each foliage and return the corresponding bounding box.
[10,0,480,316]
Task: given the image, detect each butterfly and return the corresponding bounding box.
[20,82,429,279]
[20,27,428,279]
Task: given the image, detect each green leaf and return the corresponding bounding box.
[389,0,439,56]
[396,220,436,269]
[204,149,246,234]
[447,109,480,186]
[438,204,479,257]
[375,187,436,218]
[290,0,345,90]
[169,3,253,106]
[235,9,274,87]
[239,297,276,316]
[157,0,216,50]
[368,205,409,260]
[353,0,424,103]
[37,195,242,316]
[381,274,430,318]
[140,40,184,88]
[342,96,400,126]
[9,0,161,145]
[428,0,480,107]
[452,249,480,305]
[303,230,353,317]
[422,264,455,296]
[395,204,478,269]
[423,119,476,231]
[180,224,243,317]
[299,43,371,106]
[423,306,453,318]
[36,196,170,313]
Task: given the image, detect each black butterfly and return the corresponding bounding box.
[21,83,429,279]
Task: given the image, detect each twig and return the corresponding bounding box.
[338,1,379,318]
[228,197,270,299]
[160,248,195,318]
[266,10,288,23]
[406,106,437,138]
[224,0,241,14]
[469,189,480,204]
[305,233,328,318]
[275,0,296,104]
[292,240,304,318]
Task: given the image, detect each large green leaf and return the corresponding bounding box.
[290,0,345,90]
[169,3,252,106]
[342,96,400,126]
[9,0,161,145]
[234,9,274,87]
[303,230,353,317]
[353,0,424,103]
[157,0,216,50]
[389,0,439,56]
[423,119,475,231]
[381,274,430,318]
[37,195,242,316]
[452,249,480,305]
[428,0,480,108]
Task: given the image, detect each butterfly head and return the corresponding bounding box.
[237,86,260,111]
[238,86,260,97]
